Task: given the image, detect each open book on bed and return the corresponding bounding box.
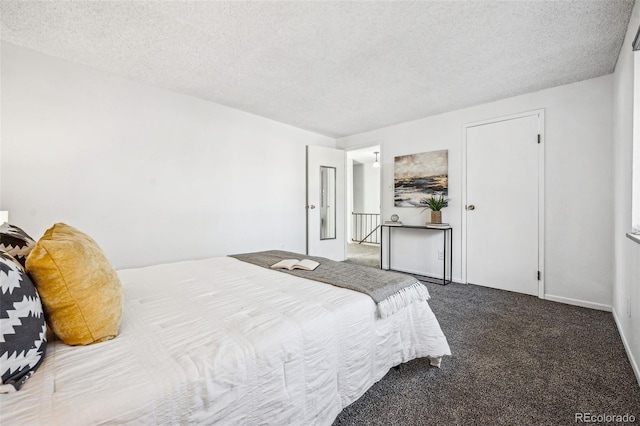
[270,258,320,271]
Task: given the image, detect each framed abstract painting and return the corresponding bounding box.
[394,149,448,207]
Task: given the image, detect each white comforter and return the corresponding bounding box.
[1,256,450,425]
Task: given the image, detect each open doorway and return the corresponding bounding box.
[346,146,381,268]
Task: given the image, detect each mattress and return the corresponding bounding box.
[1,256,451,425]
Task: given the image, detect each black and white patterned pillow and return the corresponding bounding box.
[0,250,47,393]
[0,223,36,268]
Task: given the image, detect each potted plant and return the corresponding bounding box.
[420,195,449,224]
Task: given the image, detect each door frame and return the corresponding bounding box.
[461,109,545,298]
[344,142,383,254]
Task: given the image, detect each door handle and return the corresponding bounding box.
[308,205,316,209]
[466,205,475,211]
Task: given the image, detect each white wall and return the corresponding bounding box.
[0,43,334,269]
[612,2,640,383]
[353,164,365,212]
[352,164,380,213]
[338,75,614,308]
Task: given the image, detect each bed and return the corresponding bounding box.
[1,253,450,425]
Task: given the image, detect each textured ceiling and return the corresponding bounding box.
[0,1,634,138]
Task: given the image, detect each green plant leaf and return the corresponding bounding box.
[419,195,449,211]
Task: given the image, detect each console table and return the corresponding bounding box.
[381,224,452,285]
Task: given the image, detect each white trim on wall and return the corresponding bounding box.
[632,52,640,233]
[613,307,640,386]
[461,109,545,298]
[544,294,611,312]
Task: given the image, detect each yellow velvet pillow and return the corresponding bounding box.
[26,223,123,346]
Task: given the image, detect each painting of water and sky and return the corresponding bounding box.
[394,149,448,207]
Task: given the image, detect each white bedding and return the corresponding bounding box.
[1,256,451,425]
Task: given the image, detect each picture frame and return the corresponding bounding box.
[394,149,448,207]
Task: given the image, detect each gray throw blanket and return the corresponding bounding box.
[230,250,430,318]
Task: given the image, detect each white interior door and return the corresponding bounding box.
[307,145,345,261]
[465,113,542,296]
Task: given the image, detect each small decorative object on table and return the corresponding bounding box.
[421,195,449,224]
[384,214,402,226]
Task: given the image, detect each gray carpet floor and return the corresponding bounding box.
[333,280,640,425]
[345,243,380,268]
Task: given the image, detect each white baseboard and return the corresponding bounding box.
[382,265,462,284]
[612,308,640,386]
[543,294,612,312]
